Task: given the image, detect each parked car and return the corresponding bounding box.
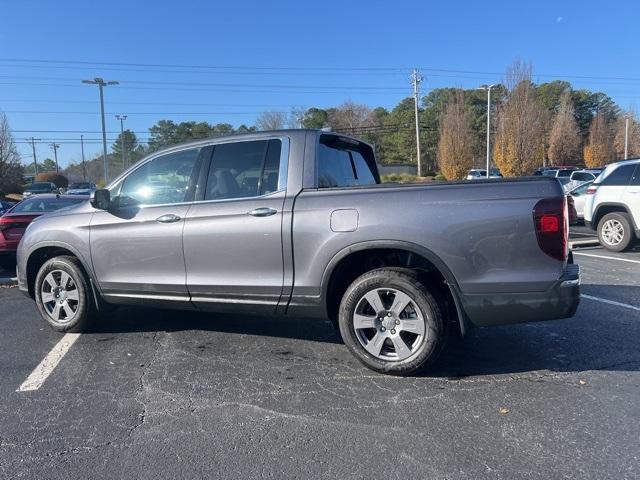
[465,168,501,180]
[566,181,593,221]
[22,182,59,198]
[16,130,579,375]
[584,158,640,251]
[0,195,88,270]
[0,200,17,215]
[66,182,97,195]
[564,169,602,191]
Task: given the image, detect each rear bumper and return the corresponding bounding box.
[460,263,580,327]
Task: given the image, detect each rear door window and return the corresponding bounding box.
[599,164,635,186]
[204,139,282,201]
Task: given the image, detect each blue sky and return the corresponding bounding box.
[1,0,638,168]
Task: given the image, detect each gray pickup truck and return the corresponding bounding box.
[17,129,580,374]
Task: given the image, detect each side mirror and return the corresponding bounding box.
[91,189,111,210]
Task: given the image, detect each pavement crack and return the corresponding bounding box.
[128,330,162,438]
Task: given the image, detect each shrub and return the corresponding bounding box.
[35,172,68,188]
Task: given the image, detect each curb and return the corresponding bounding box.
[569,239,600,249]
[0,277,17,287]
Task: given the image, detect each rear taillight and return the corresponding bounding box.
[586,186,598,195]
[533,197,568,261]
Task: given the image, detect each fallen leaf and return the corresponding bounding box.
[499,407,510,414]
[579,379,587,385]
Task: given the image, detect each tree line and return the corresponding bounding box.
[2,60,639,191]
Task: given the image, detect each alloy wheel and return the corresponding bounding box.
[352,287,426,361]
[40,269,80,323]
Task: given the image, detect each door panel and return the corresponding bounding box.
[183,138,288,313]
[183,194,285,312]
[89,146,203,306]
[90,205,192,305]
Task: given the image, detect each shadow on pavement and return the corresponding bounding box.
[83,284,640,377]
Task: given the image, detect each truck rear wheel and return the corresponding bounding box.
[338,268,447,375]
[598,212,634,252]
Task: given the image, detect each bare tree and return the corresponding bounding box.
[0,112,23,194]
[287,106,306,129]
[437,90,474,180]
[327,101,372,131]
[584,111,615,167]
[547,93,582,166]
[255,111,287,131]
[493,60,546,176]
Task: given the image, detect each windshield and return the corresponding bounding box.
[11,197,85,213]
[69,183,92,189]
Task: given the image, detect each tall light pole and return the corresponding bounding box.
[82,77,119,183]
[478,84,496,178]
[624,116,629,160]
[49,143,60,173]
[80,135,87,181]
[26,137,41,176]
[410,69,424,176]
[115,114,128,170]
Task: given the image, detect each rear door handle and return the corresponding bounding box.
[156,214,182,223]
[247,207,277,217]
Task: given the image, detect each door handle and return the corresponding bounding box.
[156,214,182,223]
[247,207,277,217]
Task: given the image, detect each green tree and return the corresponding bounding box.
[40,158,57,172]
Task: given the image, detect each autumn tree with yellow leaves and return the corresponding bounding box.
[492,61,546,176]
[583,111,614,167]
[437,90,474,180]
[547,93,582,166]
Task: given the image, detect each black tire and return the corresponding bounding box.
[597,212,635,252]
[338,268,447,375]
[34,256,95,332]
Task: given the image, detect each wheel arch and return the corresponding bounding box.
[320,240,471,335]
[593,203,637,229]
[25,242,98,300]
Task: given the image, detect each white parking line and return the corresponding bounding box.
[573,252,640,264]
[16,333,81,392]
[581,294,640,312]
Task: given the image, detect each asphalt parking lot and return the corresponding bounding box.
[0,244,639,479]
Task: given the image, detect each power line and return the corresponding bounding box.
[0,75,407,90]
[3,57,640,82]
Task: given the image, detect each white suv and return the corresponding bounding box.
[584,159,640,251]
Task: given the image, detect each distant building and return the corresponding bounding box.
[377,164,418,176]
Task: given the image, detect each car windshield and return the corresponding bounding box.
[11,197,85,213]
[557,170,573,177]
[69,183,92,189]
[26,183,53,192]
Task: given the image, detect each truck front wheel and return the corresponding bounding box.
[338,268,447,375]
[34,256,95,332]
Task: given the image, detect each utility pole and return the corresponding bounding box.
[115,114,128,169]
[478,84,496,178]
[410,69,423,176]
[82,77,119,183]
[624,116,629,160]
[26,137,41,176]
[28,137,40,177]
[80,135,87,181]
[49,143,60,172]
